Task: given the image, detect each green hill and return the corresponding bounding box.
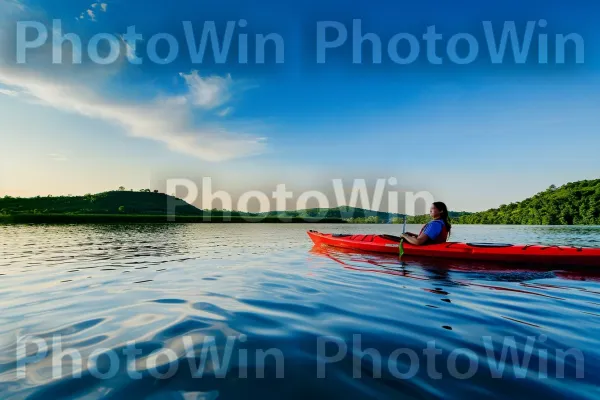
[457,179,600,225]
[0,190,204,216]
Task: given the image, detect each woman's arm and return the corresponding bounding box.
[401,232,429,246]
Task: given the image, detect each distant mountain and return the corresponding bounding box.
[405,211,472,224]
[457,179,600,225]
[259,206,406,222]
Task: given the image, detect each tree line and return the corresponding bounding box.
[457,180,600,225]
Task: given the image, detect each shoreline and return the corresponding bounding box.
[0,214,599,227]
[0,214,347,224]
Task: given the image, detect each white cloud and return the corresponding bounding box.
[78,2,106,21]
[180,71,232,109]
[0,68,266,162]
[0,89,19,97]
[162,95,188,106]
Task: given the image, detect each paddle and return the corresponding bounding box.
[399,215,407,258]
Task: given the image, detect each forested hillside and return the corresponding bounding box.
[457,180,600,225]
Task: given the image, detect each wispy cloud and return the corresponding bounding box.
[0,88,19,97]
[119,35,139,61]
[180,71,232,109]
[0,0,26,13]
[0,67,266,162]
[217,107,234,117]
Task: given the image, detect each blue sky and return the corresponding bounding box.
[1,0,599,212]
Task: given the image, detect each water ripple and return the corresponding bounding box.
[0,224,599,399]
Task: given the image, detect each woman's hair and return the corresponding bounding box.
[433,201,452,235]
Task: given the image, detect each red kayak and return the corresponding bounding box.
[307,230,600,267]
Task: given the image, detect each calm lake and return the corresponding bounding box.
[1,224,599,399]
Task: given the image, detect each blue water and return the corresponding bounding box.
[1,224,599,399]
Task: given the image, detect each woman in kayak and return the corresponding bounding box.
[401,202,451,245]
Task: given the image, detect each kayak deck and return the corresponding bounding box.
[307,230,600,267]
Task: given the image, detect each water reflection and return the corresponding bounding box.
[310,242,600,283]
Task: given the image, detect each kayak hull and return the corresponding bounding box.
[307,230,600,267]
